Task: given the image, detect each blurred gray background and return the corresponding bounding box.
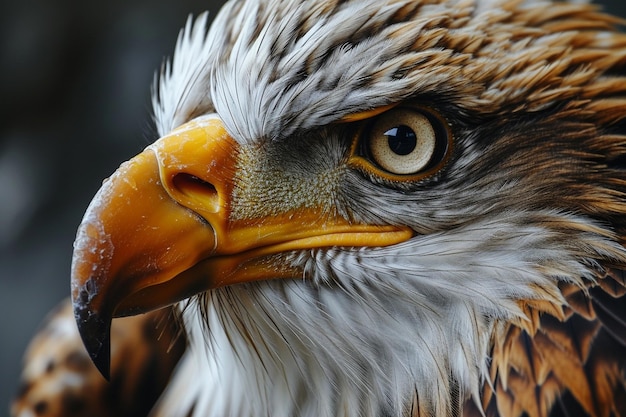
[1,0,625,412]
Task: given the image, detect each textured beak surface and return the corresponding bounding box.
[71,115,412,379]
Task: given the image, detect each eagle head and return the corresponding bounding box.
[70,1,626,416]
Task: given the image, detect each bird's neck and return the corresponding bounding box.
[163,284,499,417]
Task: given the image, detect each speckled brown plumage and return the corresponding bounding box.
[11,301,184,417]
[464,270,626,417]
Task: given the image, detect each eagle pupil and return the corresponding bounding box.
[385,125,417,156]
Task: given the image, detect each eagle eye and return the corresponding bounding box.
[350,106,451,181]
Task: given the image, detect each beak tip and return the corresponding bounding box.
[72,285,112,381]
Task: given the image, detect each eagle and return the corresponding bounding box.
[11,0,626,416]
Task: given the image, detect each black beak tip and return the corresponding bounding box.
[73,294,112,381]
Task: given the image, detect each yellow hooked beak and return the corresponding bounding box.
[70,115,412,379]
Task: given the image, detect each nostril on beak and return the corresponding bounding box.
[172,173,220,214]
[173,173,217,196]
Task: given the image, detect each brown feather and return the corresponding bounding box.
[11,300,185,417]
[476,272,626,417]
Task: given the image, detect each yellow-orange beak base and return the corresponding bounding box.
[70,117,413,379]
